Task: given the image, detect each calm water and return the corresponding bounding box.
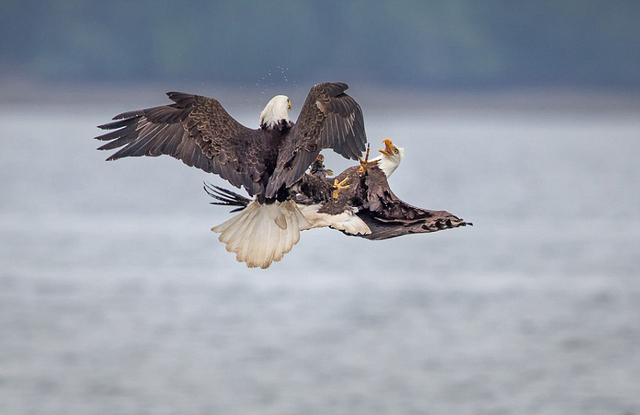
[1,91,640,415]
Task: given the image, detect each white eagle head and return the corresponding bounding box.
[376,138,404,178]
[260,95,292,129]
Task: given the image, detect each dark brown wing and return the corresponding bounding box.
[95,92,268,196]
[357,167,472,240]
[264,82,367,198]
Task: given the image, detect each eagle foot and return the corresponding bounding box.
[332,177,351,199]
[358,144,376,175]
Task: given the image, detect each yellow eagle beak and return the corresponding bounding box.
[378,138,394,156]
[288,101,292,110]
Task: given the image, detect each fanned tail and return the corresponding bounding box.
[211,200,311,269]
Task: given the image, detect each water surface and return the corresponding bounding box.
[1,92,639,415]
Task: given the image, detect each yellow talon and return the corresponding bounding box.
[357,159,366,175]
[358,143,376,175]
[332,177,350,199]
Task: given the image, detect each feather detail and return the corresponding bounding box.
[211,200,310,269]
[297,204,371,235]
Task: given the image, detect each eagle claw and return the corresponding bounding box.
[358,144,376,175]
[332,177,351,199]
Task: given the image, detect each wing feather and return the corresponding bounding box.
[265,82,367,197]
[96,92,269,196]
[357,167,472,240]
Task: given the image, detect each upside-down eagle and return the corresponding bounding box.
[96,82,367,267]
[208,139,472,267]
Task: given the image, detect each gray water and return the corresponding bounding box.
[1,91,640,415]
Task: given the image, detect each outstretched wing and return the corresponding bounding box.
[357,167,472,240]
[95,92,268,196]
[265,82,367,197]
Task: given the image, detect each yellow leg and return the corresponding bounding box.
[332,177,351,199]
[358,143,376,175]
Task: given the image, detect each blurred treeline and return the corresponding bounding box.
[1,0,639,89]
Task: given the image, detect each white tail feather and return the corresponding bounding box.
[212,200,310,269]
[297,204,371,235]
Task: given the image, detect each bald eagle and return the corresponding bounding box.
[96,82,367,268]
[208,139,472,267]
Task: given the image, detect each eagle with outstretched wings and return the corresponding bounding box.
[96,82,368,269]
[96,82,366,201]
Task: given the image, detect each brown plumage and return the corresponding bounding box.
[354,166,472,240]
[208,156,472,241]
[95,83,366,202]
